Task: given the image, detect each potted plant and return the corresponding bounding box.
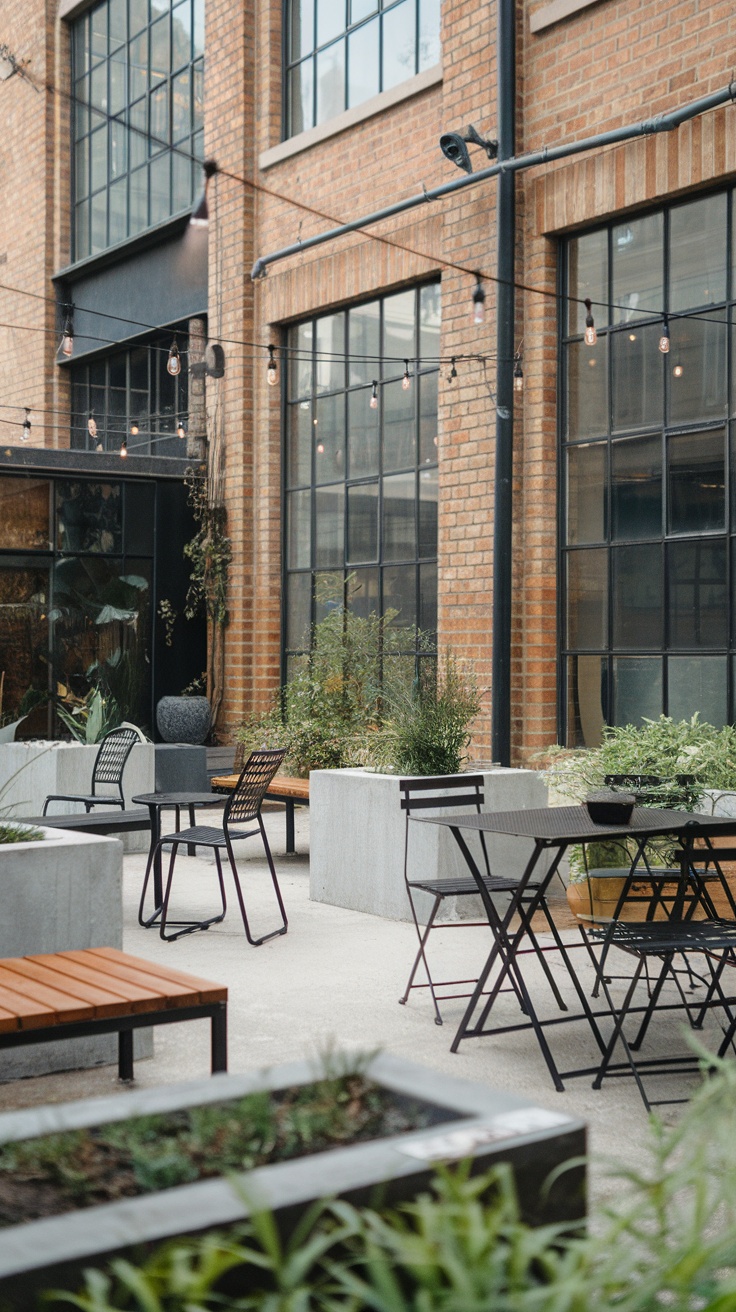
[0,1053,584,1304]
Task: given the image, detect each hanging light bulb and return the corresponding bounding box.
[267,344,278,386]
[673,361,684,378]
[316,441,325,454]
[177,421,186,439]
[166,337,181,376]
[448,357,457,382]
[87,414,97,440]
[60,307,74,358]
[513,355,524,393]
[471,276,486,325]
[402,360,411,391]
[190,158,218,227]
[119,436,128,458]
[130,420,139,437]
[21,408,31,441]
[96,440,104,452]
[659,316,670,354]
[369,380,378,410]
[583,298,597,346]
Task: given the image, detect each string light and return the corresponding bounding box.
[513,354,523,393]
[583,299,597,346]
[87,414,97,440]
[130,420,139,436]
[119,436,128,458]
[673,361,684,378]
[166,337,181,376]
[402,360,411,391]
[21,408,31,440]
[472,276,486,325]
[659,316,670,354]
[96,440,104,452]
[267,344,278,386]
[369,380,378,409]
[177,421,186,439]
[60,307,74,357]
[448,357,457,382]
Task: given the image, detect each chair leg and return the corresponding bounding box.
[159,842,228,942]
[225,822,288,947]
[399,893,445,1025]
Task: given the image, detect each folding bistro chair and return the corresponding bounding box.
[397,775,568,1025]
[43,726,139,814]
[139,748,289,945]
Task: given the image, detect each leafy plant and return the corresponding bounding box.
[0,822,44,844]
[55,686,123,745]
[372,651,481,776]
[42,1055,736,1312]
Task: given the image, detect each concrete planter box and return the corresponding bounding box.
[310,767,548,921]
[0,741,154,853]
[0,1053,585,1304]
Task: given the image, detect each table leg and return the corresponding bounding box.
[187,804,197,856]
[151,804,163,911]
[285,801,296,854]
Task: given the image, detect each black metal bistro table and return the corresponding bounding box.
[133,791,228,926]
[413,805,736,1092]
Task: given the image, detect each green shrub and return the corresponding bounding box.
[372,651,482,777]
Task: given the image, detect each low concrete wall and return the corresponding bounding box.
[310,768,549,921]
[0,825,151,1079]
[0,741,154,853]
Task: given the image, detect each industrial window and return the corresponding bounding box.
[284,284,440,677]
[71,0,204,260]
[284,0,439,136]
[561,189,736,745]
[70,331,189,455]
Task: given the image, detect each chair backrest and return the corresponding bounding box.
[225,748,287,825]
[399,774,485,816]
[92,727,140,800]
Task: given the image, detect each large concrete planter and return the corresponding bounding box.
[0,740,154,853]
[0,826,128,1079]
[310,767,548,921]
[0,1053,585,1305]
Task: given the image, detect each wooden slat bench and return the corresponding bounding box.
[210,773,309,855]
[0,947,227,1080]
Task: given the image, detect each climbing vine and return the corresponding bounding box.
[182,465,231,629]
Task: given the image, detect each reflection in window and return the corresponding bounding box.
[284,285,439,663]
[0,566,49,727]
[70,332,189,456]
[0,480,51,551]
[285,0,439,136]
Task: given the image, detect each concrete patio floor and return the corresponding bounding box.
[0,805,724,1207]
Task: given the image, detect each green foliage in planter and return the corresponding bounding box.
[0,822,43,844]
[44,1054,736,1312]
[370,651,482,777]
[541,715,736,880]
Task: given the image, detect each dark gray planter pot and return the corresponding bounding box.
[156,695,211,745]
[0,1054,585,1305]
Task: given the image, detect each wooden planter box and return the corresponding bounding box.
[0,1054,585,1305]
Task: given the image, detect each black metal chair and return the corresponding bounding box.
[43,726,140,814]
[398,775,568,1025]
[139,748,289,945]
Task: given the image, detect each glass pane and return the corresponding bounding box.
[130,346,148,390]
[348,388,379,478]
[668,656,727,726]
[287,403,313,486]
[611,435,662,540]
[566,442,606,545]
[110,119,127,177]
[75,201,90,259]
[351,0,377,20]
[382,0,416,89]
[286,572,312,649]
[611,323,663,431]
[129,166,148,232]
[73,19,91,77]
[193,0,204,57]
[668,429,725,534]
[612,213,663,324]
[314,393,345,484]
[109,50,126,114]
[347,567,379,619]
[567,229,607,336]
[56,481,122,554]
[172,68,191,140]
[172,2,192,67]
[90,125,108,193]
[91,3,108,60]
[0,480,50,550]
[613,657,663,727]
[566,338,608,439]
[383,564,416,628]
[419,560,437,636]
[108,0,126,43]
[315,485,345,566]
[124,483,155,554]
[129,0,147,32]
[383,379,415,471]
[149,152,170,224]
[566,548,607,649]
[289,322,313,399]
[91,190,107,252]
[317,0,345,45]
[670,193,727,312]
[418,371,438,466]
[0,566,50,723]
[75,77,90,135]
[668,539,727,648]
[419,284,441,362]
[315,314,345,392]
[668,312,727,425]
[291,0,315,58]
[172,149,192,211]
[348,19,379,107]
[347,482,378,562]
[130,33,148,101]
[150,83,170,146]
[193,59,204,130]
[418,466,437,558]
[418,0,440,69]
[287,489,311,568]
[348,300,379,386]
[612,543,662,649]
[289,59,314,134]
[108,177,127,243]
[129,97,147,168]
[75,135,89,200]
[566,655,605,748]
[383,472,415,562]
[383,290,415,370]
[316,40,345,122]
[150,17,169,82]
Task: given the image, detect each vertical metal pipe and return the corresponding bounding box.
[491,0,516,766]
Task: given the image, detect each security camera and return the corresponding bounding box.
[439,125,498,173]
